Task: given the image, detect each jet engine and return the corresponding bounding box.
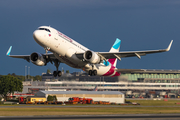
[30,52,46,66]
[83,50,100,64]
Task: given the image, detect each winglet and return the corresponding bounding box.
[6,46,12,56]
[166,40,173,51]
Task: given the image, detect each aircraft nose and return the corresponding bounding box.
[33,30,42,42]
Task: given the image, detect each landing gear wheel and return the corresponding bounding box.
[88,70,97,76]
[88,70,93,76]
[53,71,57,77]
[53,59,61,77]
[58,71,62,77]
[53,71,62,77]
[93,70,97,76]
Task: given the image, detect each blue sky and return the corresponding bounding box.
[0,0,180,76]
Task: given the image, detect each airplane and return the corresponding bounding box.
[93,85,98,91]
[6,26,173,77]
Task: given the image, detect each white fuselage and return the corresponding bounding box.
[33,26,119,76]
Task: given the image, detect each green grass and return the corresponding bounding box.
[128,99,180,106]
[0,100,180,116]
[0,107,180,116]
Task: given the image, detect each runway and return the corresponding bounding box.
[1,114,180,120]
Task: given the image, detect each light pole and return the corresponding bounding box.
[28,66,30,79]
[25,66,27,80]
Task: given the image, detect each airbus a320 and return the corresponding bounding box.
[6,26,173,77]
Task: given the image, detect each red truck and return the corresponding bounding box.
[69,97,80,103]
[68,97,93,104]
[18,97,26,104]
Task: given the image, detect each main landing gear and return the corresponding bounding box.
[88,70,97,76]
[44,47,61,77]
[88,64,97,76]
[53,59,62,77]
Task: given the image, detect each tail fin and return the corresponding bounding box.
[108,38,121,67]
[109,38,121,52]
[93,85,98,91]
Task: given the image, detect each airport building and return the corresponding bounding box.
[35,90,125,104]
[22,69,180,98]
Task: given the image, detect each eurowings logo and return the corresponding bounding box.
[112,39,121,50]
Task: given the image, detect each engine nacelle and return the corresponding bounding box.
[30,52,46,66]
[83,50,100,64]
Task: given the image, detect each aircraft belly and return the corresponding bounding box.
[49,40,67,56]
[84,63,112,76]
[54,53,85,69]
[98,65,111,76]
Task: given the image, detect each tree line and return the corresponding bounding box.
[0,69,71,81]
[0,69,56,101]
[0,73,42,81]
[0,73,41,101]
[0,75,23,100]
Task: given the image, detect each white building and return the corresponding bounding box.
[35,90,125,104]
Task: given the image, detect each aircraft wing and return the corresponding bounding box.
[76,40,173,61]
[6,46,58,63]
[98,40,173,61]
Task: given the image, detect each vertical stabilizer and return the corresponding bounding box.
[109,38,121,52]
[93,85,98,91]
[108,38,121,67]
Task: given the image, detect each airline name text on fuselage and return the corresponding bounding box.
[57,30,86,52]
[57,31,73,42]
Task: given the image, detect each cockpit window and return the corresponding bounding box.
[39,28,51,32]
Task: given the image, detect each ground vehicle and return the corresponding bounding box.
[68,97,93,104]
[18,97,26,104]
[68,97,80,104]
